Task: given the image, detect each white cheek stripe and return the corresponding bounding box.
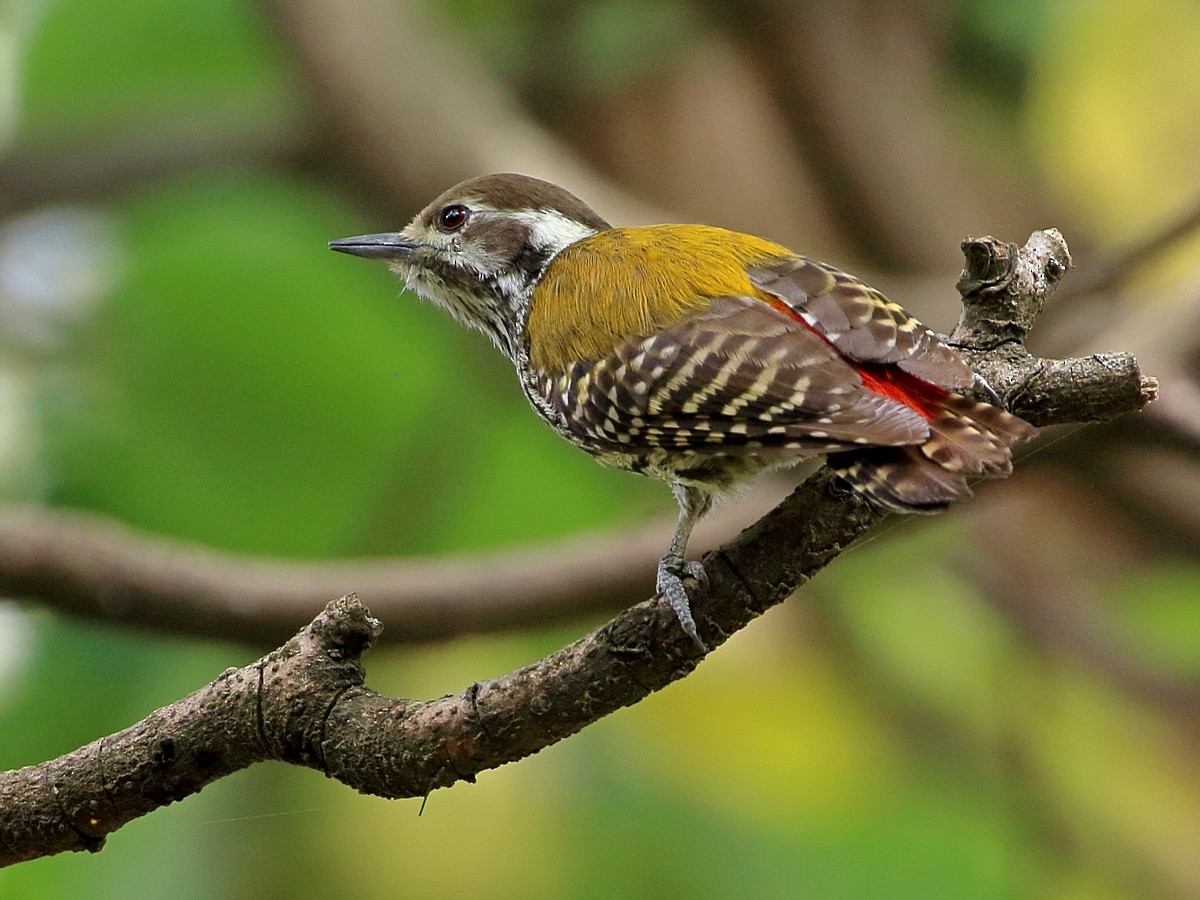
[511,209,599,261]
[489,208,599,330]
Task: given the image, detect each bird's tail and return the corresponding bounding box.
[827,393,1036,513]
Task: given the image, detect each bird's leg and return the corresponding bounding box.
[656,483,713,652]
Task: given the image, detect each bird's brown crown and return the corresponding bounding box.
[416,173,611,234]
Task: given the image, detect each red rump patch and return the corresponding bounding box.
[855,365,945,422]
[763,295,947,422]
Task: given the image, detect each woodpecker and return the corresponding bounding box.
[331,173,1035,650]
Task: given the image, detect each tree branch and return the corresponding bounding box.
[0,114,313,218]
[949,230,1158,424]
[0,230,1157,864]
[0,494,774,646]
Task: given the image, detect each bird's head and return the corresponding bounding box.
[331,173,610,359]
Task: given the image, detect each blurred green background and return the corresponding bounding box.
[1,0,1199,897]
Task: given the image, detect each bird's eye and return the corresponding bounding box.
[437,204,469,233]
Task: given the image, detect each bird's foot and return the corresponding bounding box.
[973,371,1003,405]
[656,558,709,653]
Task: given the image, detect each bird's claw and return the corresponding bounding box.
[973,371,1003,405]
[656,558,709,653]
[682,559,708,590]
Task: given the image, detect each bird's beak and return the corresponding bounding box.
[329,233,419,260]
